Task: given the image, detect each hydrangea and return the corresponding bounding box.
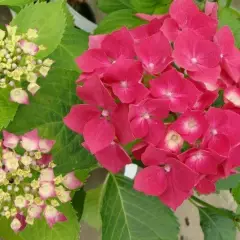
[0,25,54,104]
[0,130,82,232]
[64,0,240,210]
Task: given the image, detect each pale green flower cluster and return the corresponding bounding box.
[0,26,54,104]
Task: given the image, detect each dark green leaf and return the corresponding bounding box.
[95,9,146,34]
[232,183,240,204]
[101,174,179,240]
[20,203,80,240]
[72,188,86,221]
[199,207,236,240]
[11,0,66,58]
[98,0,132,13]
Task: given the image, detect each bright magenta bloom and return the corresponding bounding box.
[65,0,240,210]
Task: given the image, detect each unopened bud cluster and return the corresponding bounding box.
[0,25,54,104]
[0,130,82,232]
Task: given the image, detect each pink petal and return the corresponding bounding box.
[173,30,220,71]
[112,104,135,145]
[64,104,100,134]
[83,117,115,154]
[77,77,116,110]
[10,88,29,105]
[135,31,172,74]
[195,177,216,194]
[37,154,52,166]
[132,142,148,160]
[171,110,208,143]
[19,40,39,56]
[95,142,131,173]
[89,34,106,49]
[161,18,180,42]
[135,13,168,22]
[224,87,240,107]
[205,1,218,19]
[192,91,218,111]
[28,204,42,218]
[3,131,19,149]
[44,206,67,228]
[39,182,56,200]
[101,27,135,59]
[134,166,167,196]
[170,0,199,26]
[40,168,54,183]
[63,172,83,190]
[76,49,110,72]
[39,139,55,153]
[226,144,240,175]
[130,116,149,139]
[21,129,40,151]
[208,134,231,157]
[141,145,170,166]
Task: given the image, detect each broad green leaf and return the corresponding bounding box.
[0,0,33,6]
[0,88,18,130]
[216,174,240,190]
[199,207,236,240]
[218,8,240,48]
[130,0,171,14]
[101,175,179,240]
[49,27,89,71]
[232,183,240,204]
[98,0,132,13]
[11,0,66,58]
[81,186,103,230]
[7,27,97,175]
[20,203,80,240]
[0,218,23,240]
[95,9,146,34]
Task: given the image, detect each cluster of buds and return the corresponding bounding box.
[0,25,54,104]
[64,0,240,210]
[0,130,82,232]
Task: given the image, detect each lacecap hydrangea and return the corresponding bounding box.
[0,130,82,232]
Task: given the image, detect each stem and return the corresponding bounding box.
[226,0,232,7]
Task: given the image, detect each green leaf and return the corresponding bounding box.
[218,8,240,48]
[7,27,97,175]
[101,174,179,240]
[95,9,146,34]
[0,0,33,6]
[0,88,18,130]
[232,183,240,204]
[130,0,171,14]
[20,203,80,240]
[72,188,86,221]
[98,0,132,13]
[11,0,66,58]
[199,207,236,240]
[216,174,240,190]
[0,218,23,240]
[81,186,103,230]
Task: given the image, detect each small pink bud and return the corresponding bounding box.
[63,172,83,190]
[44,206,67,228]
[10,218,22,232]
[19,40,39,56]
[10,88,29,104]
[28,204,42,219]
[3,130,19,149]
[39,139,55,153]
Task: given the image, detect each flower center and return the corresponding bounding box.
[142,112,151,119]
[120,81,128,88]
[164,164,171,172]
[101,109,109,117]
[191,57,198,64]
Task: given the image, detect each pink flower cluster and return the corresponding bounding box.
[0,130,82,232]
[64,0,240,210]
